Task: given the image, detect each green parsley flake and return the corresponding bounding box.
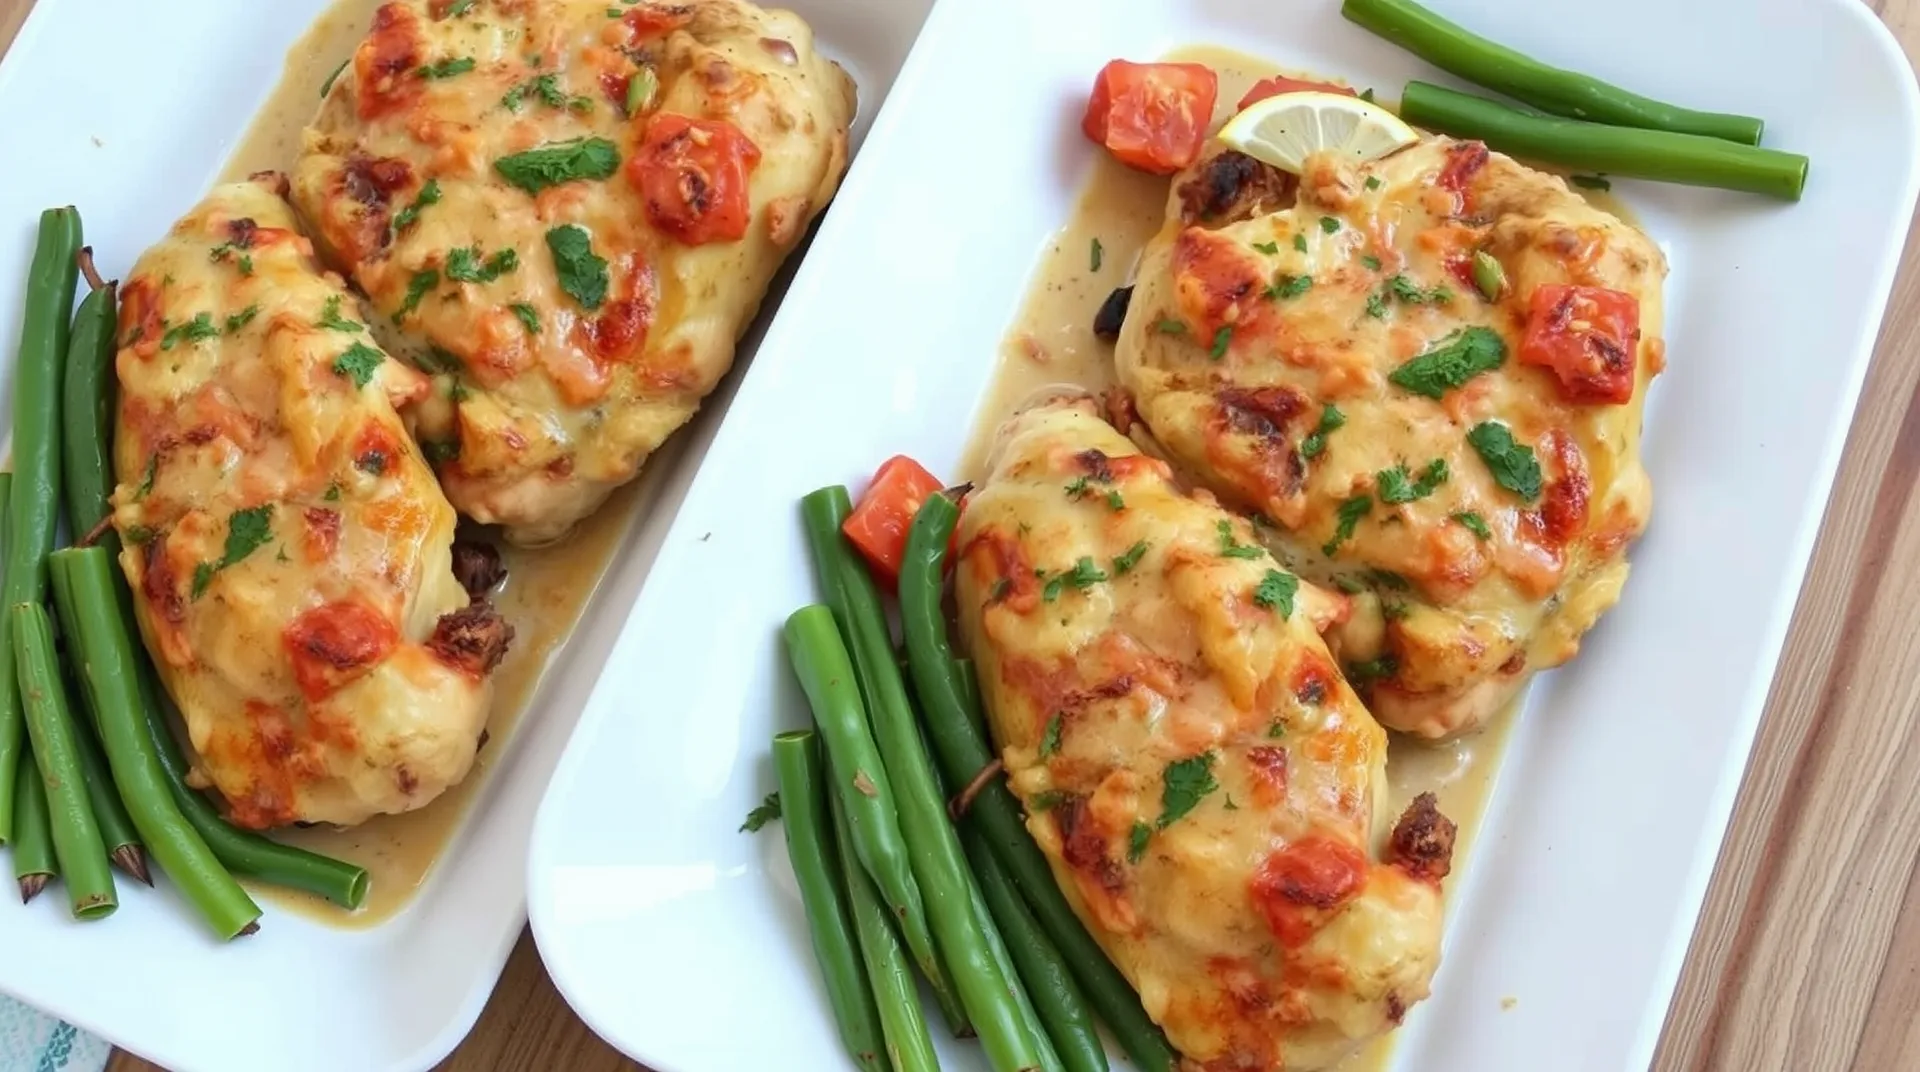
[416,346,465,375]
[1065,477,1093,501]
[510,303,542,336]
[1209,325,1233,360]
[1367,569,1412,591]
[394,268,440,324]
[1040,714,1064,758]
[547,225,610,310]
[1365,175,1383,191]
[446,246,519,284]
[316,295,362,332]
[135,455,159,500]
[1112,540,1150,575]
[495,137,621,195]
[441,0,476,16]
[1292,234,1308,253]
[1252,240,1280,255]
[124,525,156,546]
[1090,237,1103,272]
[1387,274,1452,305]
[1158,752,1218,828]
[1466,422,1543,501]
[1029,790,1067,813]
[332,341,385,389]
[224,305,259,335]
[1299,404,1345,460]
[1253,569,1298,617]
[1377,458,1449,504]
[1216,520,1263,560]
[160,313,219,350]
[1453,510,1493,540]
[1346,655,1399,683]
[194,503,275,598]
[419,57,477,80]
[1267,720,1287,738]
[1319,216,1341,234]
[320,58,350,99]
[1266,273,1312,301]
[323,483,342,502]
[1128,821,1152,864]
[390,179,442,235]
[190,562,216,600]
[1106,490,1125,512]
[1154,318,1187,336]
[1361,254,1383,271]
[1323,494,1372,557]
[1388,326,1506,399]
[739,792,781,832]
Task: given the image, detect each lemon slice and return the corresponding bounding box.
[1217,91,1419,174]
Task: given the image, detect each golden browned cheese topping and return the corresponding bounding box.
[954,395,1449,1071]
[291,0,856,544]
[111,177,505,829]
[1117,137,1666,738]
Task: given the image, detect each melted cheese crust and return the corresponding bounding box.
[1117,138,1666,738]
[292,0,855,543]
[956,396,1446,1071]
[111,179,493,829]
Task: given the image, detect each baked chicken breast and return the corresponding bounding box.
[112,176,511,829]
[291,0,856,544]
[954,394,1455,1071]
[1115,137,1665,738]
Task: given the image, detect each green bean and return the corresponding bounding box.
[965,852,1064,1072]
[48,553,150,884]
[1341,0,1765,144]
[52,548,263,936]
[62,248,118,549]
[12,742,55,902]
[1398,81,1808,201]
[14,602,115,919]
[802,485,1045,1072]
[899,493,1176,1072]
[772,732,887,1072]
[823,768,938,1072]
[0,207,81,844]
[784,604,961,1034]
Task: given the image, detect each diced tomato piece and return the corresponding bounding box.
[1236,75,1355,112]
[1249,835,1368,948]
[843,456,946,589]
[1520,284,1641,405]
[629,113,761,246]
[1082,60,1218,175]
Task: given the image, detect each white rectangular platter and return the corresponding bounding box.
[0,1,933,1070]
[525,0,1920,1068]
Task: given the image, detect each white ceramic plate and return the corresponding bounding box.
[0,2,931,1070]
[528,0,1920,1068]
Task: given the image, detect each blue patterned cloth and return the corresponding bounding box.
[0,996,109,1072]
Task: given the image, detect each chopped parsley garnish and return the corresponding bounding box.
[1265,273,1312,301]
[625,69,658,117]
[1040,714,1064,758]
[1041,556,1108,601]
[394,268,440,323]
[390,179,442,235]
[1377,458,1449,504]
[1388,326,1506,399]
[419,57,477,80]
[1090,237,1103,272]
[1323,494,1373,557]
[323,483,342,502]
[739,792,781,832]
[1253,569,1298,617]
[1453,510,1492,540]
[1346,655,1399,683]
[1106,490,1125,511]
[495,137,621,195]
[1292,233,1308,253]
[441,0,476,16]
[547,225,610,310]
[332,342,385,389]
[1112,540,1150,575]
[1267,720,1287,738]
[194,504,275,599]
[1389,274,1454,306]
[1158,752,1218,828]
[1382,600,1411,620]
[1570,174,1612,191]
[224,305,259,334]
[1319,216,1341,234]
[190,563,216,600]
[159,313,220,350]
[1364,175,1383,191]
[416,346,464,374]
[510,303,541,335]
[504,73,594,114]
[1028,790,1067,813]
[135,455,158,499]
[1252,240,1280,255]
[1216,519,1263,560]
[320,58,350,98]
[1064,477,1092,500]
[1466,422,1543,501]
[1367,569,1412,591]
[1209,325,1233,360]
[124,525,156,546]
[1154,318,1187,335]
[316,295,361,332]
[445,246,519,284]
[1361,254,1382,271]
[1128,821,1152,863]
[1299,404,1345,460]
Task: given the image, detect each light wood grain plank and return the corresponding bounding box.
[0,0,1913,1070]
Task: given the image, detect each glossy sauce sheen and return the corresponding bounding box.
[960,45,1634,1068]
[217,0,641,926]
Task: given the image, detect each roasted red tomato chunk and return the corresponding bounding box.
[843,456,946,588]
[1520,284,1641,405]
[1236,75,1356,111]
[630,113,763,246]
[1082,60,1218,175]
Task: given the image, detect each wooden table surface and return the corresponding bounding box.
[1,0,1917,1069]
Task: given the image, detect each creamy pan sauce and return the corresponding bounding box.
[954,43,1639,1067]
